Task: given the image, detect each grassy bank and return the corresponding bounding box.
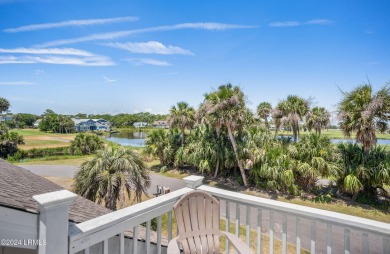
[13,128,76,149]
[279,128,390,140]
[16,155,92,166]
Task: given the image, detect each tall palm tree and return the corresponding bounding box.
[338,84,390,152]
[0,97,10,115]
[257,102,272,128]
[74,146,150,210]
[273,95,309,143]
[167,101,196,146]
[306,107,331,135]
[200,84,250,187]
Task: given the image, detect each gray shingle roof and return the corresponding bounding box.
[0,159,167,246]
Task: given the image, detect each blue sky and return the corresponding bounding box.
[1,0,389,117]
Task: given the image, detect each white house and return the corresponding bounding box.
[133,122,148,128]
[33,119,41,128]
[0,115,13,123]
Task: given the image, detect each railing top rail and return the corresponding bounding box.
[69,187,193,242]
[198,185,390,236]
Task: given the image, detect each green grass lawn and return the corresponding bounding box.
[279,129,390,140]
[13,128,76,149]
[16,155,93,166]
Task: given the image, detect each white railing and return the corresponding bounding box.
[63,176,390,254]
[198,184,390,254]
[68,187,193,254]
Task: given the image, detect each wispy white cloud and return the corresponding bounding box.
[0,55,114,66]
[36,22,256,47]
[35,69,45,75]
[4,16,139,33]
[0,47,94,56]
[126,58,171,66]
[269,19,333,27]
[103,41,194,55]
[366,61,380,65]
[0,81,35,86]
[0,47,114,66]
[103,76,117,83]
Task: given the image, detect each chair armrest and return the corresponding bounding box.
[221,231,254,254]
[167,236,181,254]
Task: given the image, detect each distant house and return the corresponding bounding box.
[72,118,111,132]
[133,122,148,128]
[33,119,41,128]
[0,115,13,123]
[153,120,169,129]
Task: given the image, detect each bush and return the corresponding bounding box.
[7,146,71,161]
[70,133,104,155]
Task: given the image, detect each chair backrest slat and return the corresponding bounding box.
[173,190,220,254]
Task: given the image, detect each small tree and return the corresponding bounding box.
[0,124,24,158]
[167,101,195,146]
[0,97,10,114]
[338,84,390,152]
[70,133,104,155]
[257,102,272,128]
[74,146,150,210]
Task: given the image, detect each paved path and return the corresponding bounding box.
[22,165,381,253]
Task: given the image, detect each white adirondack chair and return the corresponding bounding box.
[168,190,253,254]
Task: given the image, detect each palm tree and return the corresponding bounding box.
[273,95,309,143]
[200,84,250,187]
[338,84,390,152]
[74,146,150,210]
[0,97,10,115]
[167,101,195,146]
[70,133,104,155]
[337,143,390,200]
[257,102,272,128]
[306,107,330,135]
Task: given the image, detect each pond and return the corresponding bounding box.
[105,131,146,147]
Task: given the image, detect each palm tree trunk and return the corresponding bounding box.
[265,117,269,129]
[226,125,248,187]
[292,124,298,143]
[213,159,220,178]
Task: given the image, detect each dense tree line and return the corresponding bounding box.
[145,83,390,202]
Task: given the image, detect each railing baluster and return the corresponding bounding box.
[327,224,332,254]
[269,211,274,254]
[296,217,301,254]
[344,228,350,254]
[236,203,240,237]
[311,220,316,254]
[119,232,124,254]
[226,200,231,254]
[84,247,90,254]
[157,215,162,254]
[383,238,390,254]
[282,214,287,254]
[132,225,138,254]
[362,233,369,254]
[168,211,173,241]
[146,220,151,254]
[103,239,108,254]
[246,206,251,246]
[257,208,262,254]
